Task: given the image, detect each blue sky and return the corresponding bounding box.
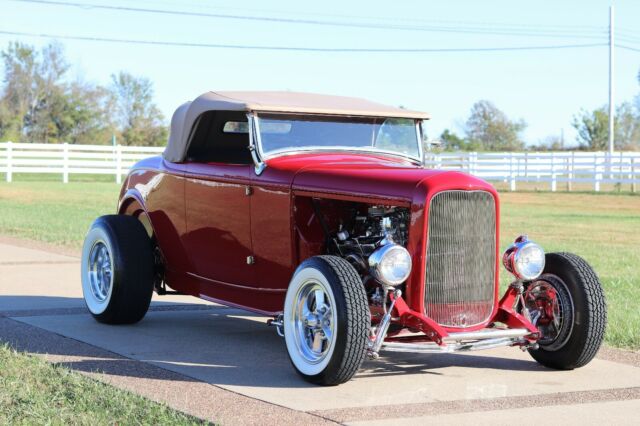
[1,0,639,146]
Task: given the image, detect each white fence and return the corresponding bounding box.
[0,142,164,184]
[1,142,639,191]
[424,151,640,192]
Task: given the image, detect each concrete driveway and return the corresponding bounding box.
[1,239,639,425]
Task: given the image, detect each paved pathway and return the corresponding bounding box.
[1,240,639,425]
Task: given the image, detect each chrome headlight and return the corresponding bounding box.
[502,235,546,281]
[368,243,412,286]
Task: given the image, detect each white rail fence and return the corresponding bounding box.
[0,142,164,184]
[1,142,639,191]
[424,151,640,192]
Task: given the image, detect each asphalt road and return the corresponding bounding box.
[1,239,639,425]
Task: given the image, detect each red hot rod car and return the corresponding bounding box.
[81,91,606,385]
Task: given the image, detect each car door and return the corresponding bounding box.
[181,111,256,290]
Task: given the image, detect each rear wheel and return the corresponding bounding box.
[81,215,155,324]
[526,252,606,369]
[283,256,369,385]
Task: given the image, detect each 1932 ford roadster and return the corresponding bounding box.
[82,91,606,385]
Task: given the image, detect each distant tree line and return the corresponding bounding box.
[0,42,166,146]
[1,40,639,150]
[435,70,640,152]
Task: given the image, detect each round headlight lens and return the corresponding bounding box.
[513,241,546,280]
[369,244,412,286]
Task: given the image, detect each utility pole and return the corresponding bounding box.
[608,5,615,156]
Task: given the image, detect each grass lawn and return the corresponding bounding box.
[0,345,202,425]
[0,180,638,349]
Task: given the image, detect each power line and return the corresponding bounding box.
[129,0,607,32]
[618,44,640,53]
[0,30,608,53]
[10,0,608,40]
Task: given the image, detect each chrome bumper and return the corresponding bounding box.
[381,328,535,354]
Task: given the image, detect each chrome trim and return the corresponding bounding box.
[416,120,425,165]
[253,112,423,165]
[443,328,530,342]
[381,327,533,354]
[382,337,528,354]
[262,146,423,165]
[247,113,266,175]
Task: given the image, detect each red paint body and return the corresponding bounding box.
[118,152,534,340]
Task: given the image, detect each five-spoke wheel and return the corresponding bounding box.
[81,215,155,324]
[283,256,369,385]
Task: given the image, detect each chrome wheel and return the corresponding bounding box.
[82,228,116,316]
[293,281,336,364]
[88,241,113,302]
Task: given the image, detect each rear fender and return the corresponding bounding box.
[118,190,154,239]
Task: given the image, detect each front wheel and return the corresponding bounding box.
[526,252,606,369]
[283,256,369,385]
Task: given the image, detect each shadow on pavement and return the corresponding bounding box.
[1,295,547,389]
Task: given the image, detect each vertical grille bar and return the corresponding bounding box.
[424,191,496,327]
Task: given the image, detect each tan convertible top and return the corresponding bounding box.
[164,91,430,162]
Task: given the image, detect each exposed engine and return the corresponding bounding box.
[326,205,410,278]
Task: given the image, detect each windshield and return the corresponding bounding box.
[256,113,421,161]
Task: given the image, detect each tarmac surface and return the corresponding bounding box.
[1,238,639,425]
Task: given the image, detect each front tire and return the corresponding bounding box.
[81,215,155,324]
[283,256,369,385]
[526,252,606,369]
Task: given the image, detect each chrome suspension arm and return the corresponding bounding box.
[367,288,401,359]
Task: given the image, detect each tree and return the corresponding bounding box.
[439,129,481,151]
[571,107,608,150]
[464,100,526,151]
[529,134,565,151]
[109,72,167,146]
[0,41,112,144]
[0,41,168,145]
[572,104,639,151]
[615,103,640,150]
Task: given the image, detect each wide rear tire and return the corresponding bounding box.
[81,215,155,324]
[527,252,606,369]
[283,256,369,385]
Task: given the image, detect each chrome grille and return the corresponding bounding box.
[424,190,496,327]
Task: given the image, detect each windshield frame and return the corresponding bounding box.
[251,112,424,166]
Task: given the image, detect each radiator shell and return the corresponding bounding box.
[424,190,497,328]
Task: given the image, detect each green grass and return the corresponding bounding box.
[0,181,120,247]
[498,191,640,349]
[0,345,203,425]
[0,180,638,349]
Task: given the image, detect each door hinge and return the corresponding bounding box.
[246,255,255,265]
[245,186,253,196]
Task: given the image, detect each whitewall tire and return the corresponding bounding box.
[283,256,369,385]
[81,215,155,324]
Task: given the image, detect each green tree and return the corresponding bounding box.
[438,129,482,151]
[571,107,609,150]
[109,72,167,146]
[464,100,526,151]
[572,104,639,151]
[528,134,565,151]
[0,41,168,146]
[0,41,111,144]
[615,102,640,150]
